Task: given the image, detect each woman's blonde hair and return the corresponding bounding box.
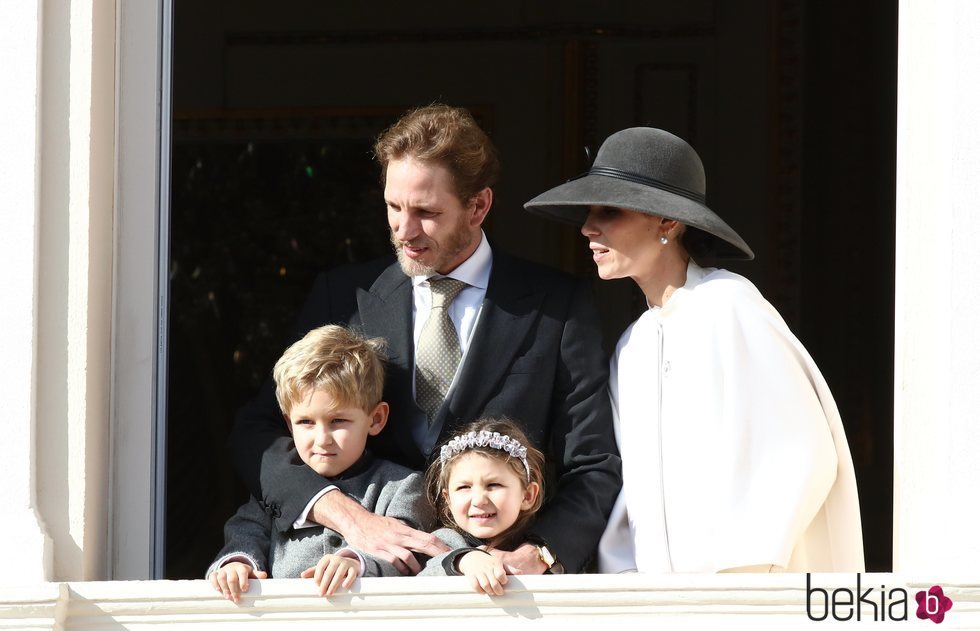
[425,417,545,550]
[273,324,386,417]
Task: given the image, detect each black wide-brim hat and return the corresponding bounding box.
[524,127,754,260]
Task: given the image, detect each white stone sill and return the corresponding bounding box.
[2,574,978,630]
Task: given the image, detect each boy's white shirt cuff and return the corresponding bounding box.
[336,548,366,577]
[292,485,338,529]
[206,552,262,579]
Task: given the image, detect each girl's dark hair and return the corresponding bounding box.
[425,417,545,550]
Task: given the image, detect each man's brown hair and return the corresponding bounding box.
[374,104,500,204]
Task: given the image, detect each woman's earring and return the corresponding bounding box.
[660,235,669,245]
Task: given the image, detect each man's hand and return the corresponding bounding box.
[313,491,449,574]
[487,543,548,575]
[457,550,508,596]
[208,562,268,603]
[301,554,360,596]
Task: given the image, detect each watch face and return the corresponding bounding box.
[539,545,556,566]
[537,545,565,574]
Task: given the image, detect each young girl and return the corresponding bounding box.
[421,418,546,595]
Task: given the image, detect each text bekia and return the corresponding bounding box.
[806,574,908,622]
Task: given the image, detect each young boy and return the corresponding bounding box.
[208,325,434,601]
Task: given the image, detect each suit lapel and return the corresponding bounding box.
[355,263,421,462]
[356,263,413,366]
[440,252,544,438]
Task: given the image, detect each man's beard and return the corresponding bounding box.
[391,234,435,276]
[390,222,474,277]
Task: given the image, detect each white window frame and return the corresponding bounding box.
[111,0,170,579]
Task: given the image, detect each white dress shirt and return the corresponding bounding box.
[410,230,492,390]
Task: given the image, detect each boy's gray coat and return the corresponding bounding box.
[207,456,434,578]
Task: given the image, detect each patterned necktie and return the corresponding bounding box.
[415,277,467,422]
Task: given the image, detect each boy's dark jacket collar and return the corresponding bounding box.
[325,450,375,481]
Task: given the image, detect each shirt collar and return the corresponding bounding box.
[411,230,492,289]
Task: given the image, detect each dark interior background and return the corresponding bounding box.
[167,0,896,577]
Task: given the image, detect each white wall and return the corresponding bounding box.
[894,0,980,572]
[0,0,52,583]
[36,0,115,582]
[0,0,116,582]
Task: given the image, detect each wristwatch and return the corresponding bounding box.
[536,544,564,574]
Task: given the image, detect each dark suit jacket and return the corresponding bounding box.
[230,249,622,572]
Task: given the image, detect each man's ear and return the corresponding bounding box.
[283,412,294,434]
[520,481,541,511]
[367,401,389,436]
[467,187,493,227]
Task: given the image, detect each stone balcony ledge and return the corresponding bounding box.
[2,574,978,630]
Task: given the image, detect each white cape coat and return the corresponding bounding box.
[598,262,864,573]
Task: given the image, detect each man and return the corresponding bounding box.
[231,104,621,575]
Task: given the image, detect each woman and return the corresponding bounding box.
[525,128,864,573]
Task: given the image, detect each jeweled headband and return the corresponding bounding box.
[439,430,530,481]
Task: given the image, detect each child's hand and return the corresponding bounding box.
[301,554,361,596]
[457,550,508,596]
[209,562,268,603]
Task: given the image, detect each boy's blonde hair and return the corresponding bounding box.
[273,325,386,417]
